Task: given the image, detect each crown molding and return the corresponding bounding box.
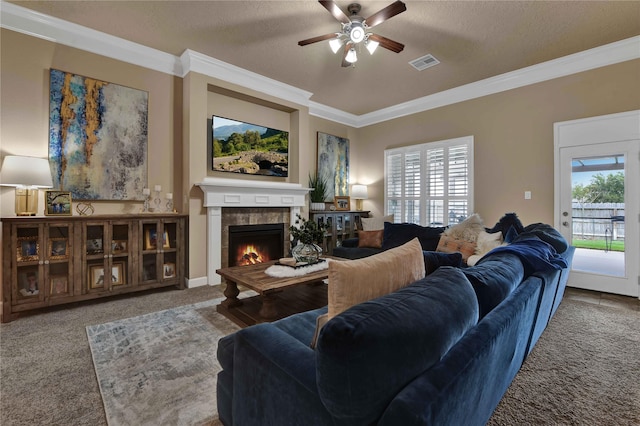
[308,101,360,127]
[356,36,640,128]
[0,1,181,75]
[180,50,313,107]
[2,1,638,128]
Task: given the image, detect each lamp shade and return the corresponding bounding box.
[351,184,368,199]
[0,156,53,188]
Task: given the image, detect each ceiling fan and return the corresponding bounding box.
[298,0,407,67]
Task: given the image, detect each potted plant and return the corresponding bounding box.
[289,214,327,264]
[309,173,328,211]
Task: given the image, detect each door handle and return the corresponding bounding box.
[562,221,569,227]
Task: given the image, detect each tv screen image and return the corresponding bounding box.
[212,116,289,177]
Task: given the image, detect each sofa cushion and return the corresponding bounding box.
[357,230,383,248]
[327,238,425,319]
[316,267,479,423]
[462,252,525,319]
[361,214,394,231]
[443,213,485,243]
[423,250,463,275]
[382,222,446,251]
[436,235,477,263]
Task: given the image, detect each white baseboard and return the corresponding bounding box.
[185,276,211,288]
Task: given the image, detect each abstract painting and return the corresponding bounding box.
[317,132,349,201]
[49,69,148,200]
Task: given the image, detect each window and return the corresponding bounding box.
[385,136,474,226]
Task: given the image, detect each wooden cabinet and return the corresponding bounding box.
[310,210,369,255]
[2,214,187,322]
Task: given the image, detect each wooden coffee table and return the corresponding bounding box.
[216,257,338,327]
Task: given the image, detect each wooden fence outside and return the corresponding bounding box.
[571,203,625,240]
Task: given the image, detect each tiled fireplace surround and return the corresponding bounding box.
[198,177,309,285]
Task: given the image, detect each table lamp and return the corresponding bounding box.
[0,155,54,216]
[351,184,368,211]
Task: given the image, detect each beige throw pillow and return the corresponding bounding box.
[327,237,425,319]
[361,214,394,231]
[443,213,485,243]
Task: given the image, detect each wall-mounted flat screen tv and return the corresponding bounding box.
[212,115,289,177]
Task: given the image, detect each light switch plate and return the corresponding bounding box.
[524,191,532,200]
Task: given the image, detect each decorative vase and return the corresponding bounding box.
[311,202,325,211]
[292,242,322,264]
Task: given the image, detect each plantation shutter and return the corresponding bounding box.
[385,136,473,226]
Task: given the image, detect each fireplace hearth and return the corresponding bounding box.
[229,223,284,267]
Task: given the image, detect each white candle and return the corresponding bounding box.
[166,193,173,200]
[154,185,161,192]
[142,188,150,195]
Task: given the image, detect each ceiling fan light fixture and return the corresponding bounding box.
[345,48,358,63]
[349,23,365,43]
[329,37,343,54]
[366,39,379,55]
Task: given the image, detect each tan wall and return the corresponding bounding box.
[354,59,640,226]
[0,29,182,216]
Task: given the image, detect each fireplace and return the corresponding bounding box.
[197,177,309,285]
[228,223,284,267]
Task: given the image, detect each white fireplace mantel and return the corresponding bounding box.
[197,177,309,284]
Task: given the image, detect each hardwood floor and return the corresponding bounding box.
[564,286,640,312]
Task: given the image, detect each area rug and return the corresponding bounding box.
[86,297,240,426]
[488,298,640,425]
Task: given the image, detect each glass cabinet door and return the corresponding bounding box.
[110,222,132,288]
[141,221,160,283]
[160,220,179,283]
[14,225,45,305]
[46,223,72,298]
[85,223,108,293]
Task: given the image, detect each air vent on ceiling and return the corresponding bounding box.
[409,54,440,71]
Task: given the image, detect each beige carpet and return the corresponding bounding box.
[1,286,638,425]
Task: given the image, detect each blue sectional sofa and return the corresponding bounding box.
[217,226,574,426]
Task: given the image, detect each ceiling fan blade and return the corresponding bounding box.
[369,33,404,53]
[319,0,351,24]
[298,33,337,46]
[364,1,407,29]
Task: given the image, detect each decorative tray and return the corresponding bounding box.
[275,258,326,269]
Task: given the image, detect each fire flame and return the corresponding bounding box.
[236,244,267,266]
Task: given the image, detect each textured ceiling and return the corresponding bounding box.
[8,0,640,115]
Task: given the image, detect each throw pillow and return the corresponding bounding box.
[328,237,425,319]
[382,222,446,251]
[423,251,463,275]
[310,238,425,348]
[361,214,394,231]
[443,213,485,243]
[436,235,476,263]
[357,230,384,248]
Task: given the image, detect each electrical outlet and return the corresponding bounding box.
[524,191,532,200]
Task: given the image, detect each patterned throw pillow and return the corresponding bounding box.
[436,235,477,263]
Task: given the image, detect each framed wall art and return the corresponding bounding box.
[334,196,350,211]
[317,132,349,201]
[45,191,72,216]
[49,69,149,201]
[50,275,69,295]
[163,262,176,279]
[17,237,39,262]
[18,268,40,297]
[49,238,69,260]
